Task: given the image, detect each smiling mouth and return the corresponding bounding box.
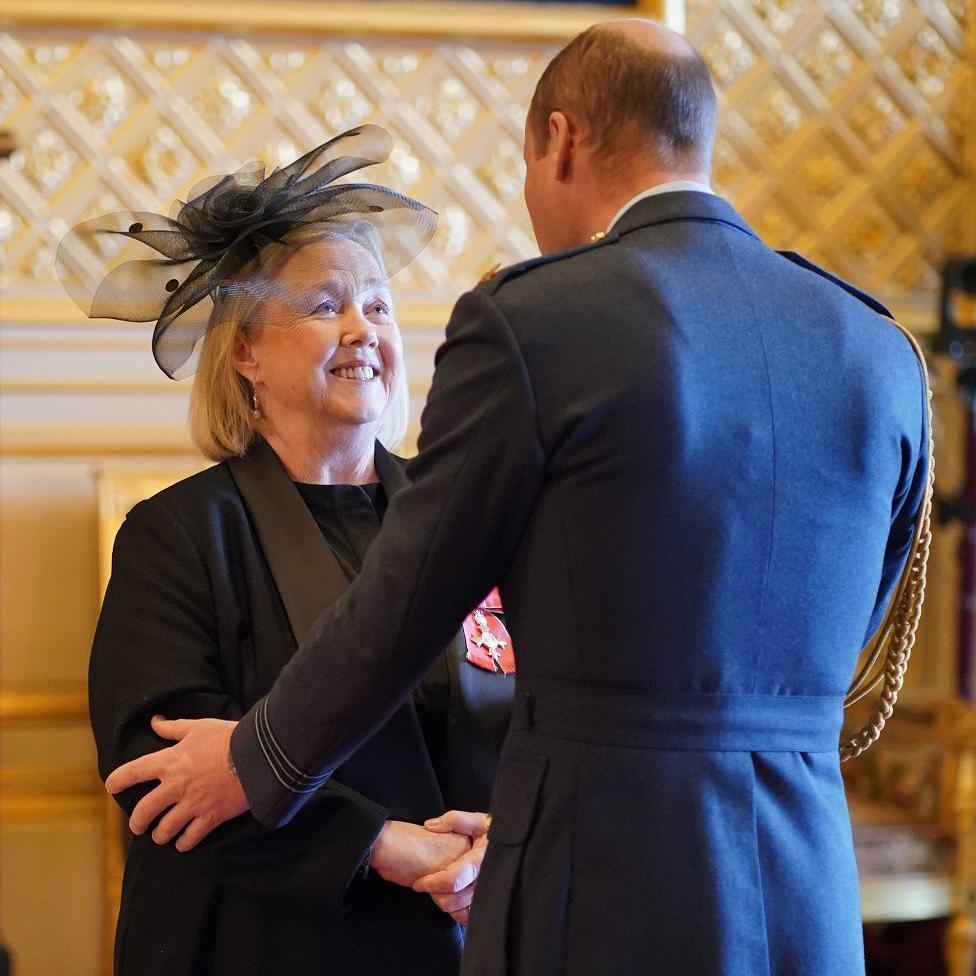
[331,366,378,381]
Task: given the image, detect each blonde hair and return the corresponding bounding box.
[188,230,409,462]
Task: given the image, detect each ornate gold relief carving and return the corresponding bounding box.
[850,0,908,39]
[191,66,258,137]
[848,84,906,153]
[699,21,757,87]
[795,27,856,91]
[0,0,970,334]
[686,0,975,324]
[747,0,806,38]
[3,7,631,323]
[10,128,79,191]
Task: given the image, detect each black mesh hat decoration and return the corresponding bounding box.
[56,125,438,379]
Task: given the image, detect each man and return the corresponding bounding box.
[107,20,929,975]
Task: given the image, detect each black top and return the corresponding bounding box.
[295,480,452,771]
[294,481,386,580]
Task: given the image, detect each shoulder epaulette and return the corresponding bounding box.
[777,250,893,318]
[477,232,619,295]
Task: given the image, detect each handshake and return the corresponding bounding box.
[369,810,491,926]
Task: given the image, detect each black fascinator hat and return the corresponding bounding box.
[56,125,437,379]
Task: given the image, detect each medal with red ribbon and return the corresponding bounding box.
[462,587,515,674]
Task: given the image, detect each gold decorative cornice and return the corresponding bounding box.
[0,0,670,40]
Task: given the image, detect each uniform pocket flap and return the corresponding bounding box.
[487,753,548,846]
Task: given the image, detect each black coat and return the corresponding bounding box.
[89,443,513,976]
[229,193,929,976]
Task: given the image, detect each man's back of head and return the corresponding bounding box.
[529,21,717,172]
[523,20,718,252]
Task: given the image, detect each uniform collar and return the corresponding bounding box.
[607,181,714,232]
[607,190,759,242]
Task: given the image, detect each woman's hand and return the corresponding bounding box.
[415,810,491,926]
[369,820,471,888]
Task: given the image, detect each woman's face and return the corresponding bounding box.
[237,237,402,434]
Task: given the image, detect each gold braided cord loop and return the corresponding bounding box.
[840,321,935,762]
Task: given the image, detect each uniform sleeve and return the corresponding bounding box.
[90,500,390,913]
[232,288,546,827]
[862,350,931,644]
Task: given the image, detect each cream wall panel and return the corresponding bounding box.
[0,455,189,976]
[1,727,98,768]
[0,460,100,687]
[0,318,447,456]
[1,392,192,427]
[0,820,102,976]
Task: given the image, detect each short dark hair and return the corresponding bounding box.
[528,27,717,170]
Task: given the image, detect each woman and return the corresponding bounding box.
[62,127,513,975]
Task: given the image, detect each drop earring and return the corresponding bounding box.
[251,388,262,420]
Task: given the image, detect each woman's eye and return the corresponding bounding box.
[312,299,338,316]
[368,301,390,316]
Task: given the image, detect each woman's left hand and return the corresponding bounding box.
[415,810,491,926]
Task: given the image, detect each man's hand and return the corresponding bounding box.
[369,820,471,888]
[104,715,249,852]
[415,810,491,926]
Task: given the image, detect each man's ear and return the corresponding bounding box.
[230,328,258,384]
[549,111,574,183]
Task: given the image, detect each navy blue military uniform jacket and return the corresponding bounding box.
[231,191,929,976]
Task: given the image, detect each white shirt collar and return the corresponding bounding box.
[606,181,714,233]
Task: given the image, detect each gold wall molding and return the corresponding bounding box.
[96,465,204,590]
[0,1,670,41]
[0,766,102,822]
[1,765,100,794]
[1,378,188,395]
[1,794,101,822]
[1,424,425,456]
[0,689,88,724]
[1,691,95,822]
[0,423,199,456]
[0,334,150,351]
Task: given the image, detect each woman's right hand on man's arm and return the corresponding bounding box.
[369,820,471,888]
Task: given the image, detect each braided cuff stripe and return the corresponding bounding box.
[255,698,330,794]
